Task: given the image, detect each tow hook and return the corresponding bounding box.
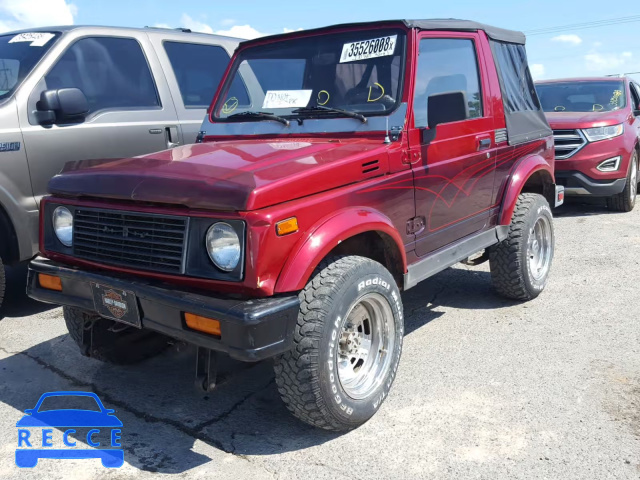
[195,347,218,392]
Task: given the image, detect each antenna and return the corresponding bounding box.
[384,117,391,144]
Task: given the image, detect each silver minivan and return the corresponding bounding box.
[0,26,240,308]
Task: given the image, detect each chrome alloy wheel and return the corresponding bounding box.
[337,292,396,400]
[528,215,553,281]
[629,157,637,203]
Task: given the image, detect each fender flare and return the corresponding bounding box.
[275,207,407,293]
[499,154,554,225]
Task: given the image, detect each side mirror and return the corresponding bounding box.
[634,109,640,117]
[428,91,469,129]
[24,409,34,415]
[35,88,89,125]
[422,91,469,144]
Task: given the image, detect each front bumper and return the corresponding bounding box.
[27,258,299,362]
[555,171,627,196]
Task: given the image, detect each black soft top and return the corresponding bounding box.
[240,19,525,47]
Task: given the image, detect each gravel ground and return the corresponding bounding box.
[0,198,638,479]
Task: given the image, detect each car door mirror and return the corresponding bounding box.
[428,91,469,129]
[24,409,34,415]
[35,88,89,125]
[634,109,640,117]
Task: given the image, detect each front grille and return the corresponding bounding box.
[553,129,587,159]
[73,208,188,274]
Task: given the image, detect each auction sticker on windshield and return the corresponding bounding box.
[340,35,397,63]
[9,33,55,47]
[262,90,312,109]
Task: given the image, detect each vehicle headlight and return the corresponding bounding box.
[582,124,624,142]
[205,222,240,272]
[52,206,73,247]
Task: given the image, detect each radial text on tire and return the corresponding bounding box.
[274,255,404,431]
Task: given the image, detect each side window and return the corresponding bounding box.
[492,42,541,113]
[45,36,160,114]
[630,83,640,112]
[164,41,248,108]
[413,38,483,128]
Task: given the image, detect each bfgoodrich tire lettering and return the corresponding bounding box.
[490,193,555,301]
[274,256,404,431]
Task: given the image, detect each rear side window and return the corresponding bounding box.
[413,38,483,128]
[491,42,540,113]
[164,42,245,108]
[45,36,160,114]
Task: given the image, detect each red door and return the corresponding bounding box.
[410,32,497,256]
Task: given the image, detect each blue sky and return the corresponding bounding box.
[0,0,638,82]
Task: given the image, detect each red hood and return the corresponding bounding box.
[48,138,390,211]
[544,109,629,129]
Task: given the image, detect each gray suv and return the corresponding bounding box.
[0,26,240,308]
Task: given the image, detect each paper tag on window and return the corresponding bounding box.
[9,33,55,47]
[262,90,312,109]
[340,35,397,63]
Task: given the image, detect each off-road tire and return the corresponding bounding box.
[490,193,554,301]
[606,151,638,212]
[274,256,404,431]
[0,256,5,312]
[63,306,169,365]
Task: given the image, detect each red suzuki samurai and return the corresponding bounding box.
[28,19,562,431]
[536,77,640,212]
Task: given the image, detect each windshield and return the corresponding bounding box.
[213,29,406,122]
[0,32,60,100]
[537,81,626,113]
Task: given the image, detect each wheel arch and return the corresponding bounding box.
[0,202,20,265]
[274,208,407,293]
[499,154,555,225]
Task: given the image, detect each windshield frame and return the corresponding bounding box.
[0,31,62,103]
[210,26,409,125]
[536,79,628,113]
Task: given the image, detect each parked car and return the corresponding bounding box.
[28,19,563,431]
[0,25,240,309]
[536,77,640,211]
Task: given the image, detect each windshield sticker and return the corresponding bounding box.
[610,90,623,108]
[317,90,330,106]
[262,90,312,109]
[340,35,397,63]
[9,32,55,47]
[222,97,239,114]
[367,83,385,102]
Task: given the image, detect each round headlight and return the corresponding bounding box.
[206,222,240,272]
[53,206,73,247]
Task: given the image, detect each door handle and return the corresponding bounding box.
[165,126,180,149]
[477,136,492,151]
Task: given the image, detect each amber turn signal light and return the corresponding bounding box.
[38,274,62,292]
[184,313,222,337]
[276,217,298,236]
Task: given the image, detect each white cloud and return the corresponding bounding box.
[283,27,303,33]
[156,13,298,40]
[551,34,582,46]
[584,51,633,72]
[0,0,76,33]
[530,63,545,79]
[179,13,214,34]
[215,24,266,39]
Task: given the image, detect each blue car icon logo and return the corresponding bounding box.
[16,391,123,468]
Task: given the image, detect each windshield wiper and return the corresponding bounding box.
[292,105,367,123]
[227,111,290,126]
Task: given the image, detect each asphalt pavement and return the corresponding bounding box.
[0,198,638,479]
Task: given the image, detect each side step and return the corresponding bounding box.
[404,226,508,290]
